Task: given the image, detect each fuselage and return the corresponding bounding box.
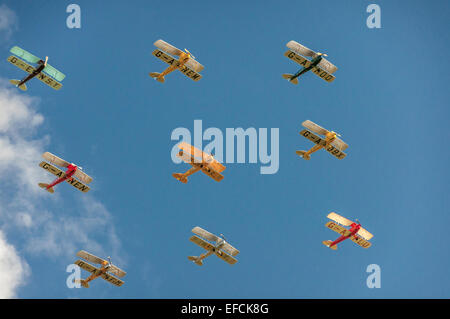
[19,60,46,86]
[304,131,338,157]
[84,260,109,283]
[46,163,78,190]
[159,51,192,78]
[291,54,323,80]
[329,223,361,248]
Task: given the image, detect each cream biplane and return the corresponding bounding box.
[188,226,240,266]
[73,250,126,288]
[283,40,338,84]
[38,152,92,193]
[323,212,373,250]
[149,39,204,83]
[173,142,226,183]
[296,120,348,160]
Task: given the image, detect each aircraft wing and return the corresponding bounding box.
[201,166,225,182]
[178,142,215,163]
[74,169,93,184]
[190,235,215,251]
[357,227,373,241]
[324,144,347,160]
[179,64,203,82]
[42,152,70,168]
[154,39,184,56]
[325,221,352,237]
[101,273,124,287]
[284,50,311,68]
[317,58,338,74]
[43,64,66,82]
[76,250,106,265]
[35,72,63,90]
[152,50,202,81]
[7,56,36,74]
[215,250,238,265]
[222,243,240,257]
[302,120,329,136]
[299,130,327,147]
[331,137,349,151]
[10,46,41,63]
[350,235,372,248]
[185,58,204,73]
[192,226,219,242]
[311,66,336,83]
[39,161,66,179]
[327,212,354,226]
[74,259,102,276]
[286,40,316,57]
[109,265,126,278]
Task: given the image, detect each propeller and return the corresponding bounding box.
[184,48,196,59]
[44,56,48,66]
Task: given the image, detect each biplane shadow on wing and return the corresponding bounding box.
[74,250,126,288]
[172,142,226,183]
[323,212,373,250]
[38,152,92,194]
[150,39,204,83]
[296,120,348,160]
[188,226,239,266]
[7,46,65,91]
[282,40,337,85]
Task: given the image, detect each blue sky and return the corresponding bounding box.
[0,0,449,298]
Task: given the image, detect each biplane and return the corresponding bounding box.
[323,212,373,250]
[282,40,338,84]
[38,152,92,193]
[173,142,226,183]
[73,250,126,288]
[149,39,204,83]
[296,120,348,160]
[7,46,65,91]
[188,226,240,266]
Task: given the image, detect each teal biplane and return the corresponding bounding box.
[6,46,66,91]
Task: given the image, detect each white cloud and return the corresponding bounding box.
[0,230,30,298]
[0,4,18,42]
[0,81,123,297]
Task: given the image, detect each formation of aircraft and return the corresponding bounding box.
[283,40,338,84]
[73,250,126,288]
[323,213,373,250]
[173,142,226,183]
[188,227,240,266]
[149,39,204,83]
[7,46,65,91]
[38,152,92,193]
[296,120,348,160]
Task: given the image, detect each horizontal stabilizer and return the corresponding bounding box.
[38,183,54,193]
[9,79,27,91]
[322,240,337,250]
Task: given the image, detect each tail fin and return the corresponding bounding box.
[188,256,203,266]
[295,150,310,160]
[282,74,298,85]
[172,173,188,184]
[322,240,337,250]
[10,80,27,91]
[149,72,165,83]
[75,279,90,288]
[38,183,54,194]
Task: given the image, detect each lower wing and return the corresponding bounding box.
[7,55,35,74]
[325,221,352,237]
[35,72,63,90]
[222,243,240,257]
[190,235,215,251]
[324,144,347,160]
[215,250,238,265]
[66,177,90,193]
[299,129,327,146]
[284,50,311,68]
[311,66,336,83]
[101,273,124,287]
[350,235,372,248]
[74,260,102,276]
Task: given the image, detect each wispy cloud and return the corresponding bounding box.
[0,4,18,42]
[0,80,123,297]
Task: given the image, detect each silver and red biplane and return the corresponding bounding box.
[38,152,92,193]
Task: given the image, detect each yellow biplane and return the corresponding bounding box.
[173,142,226,183]
[149,39,204,83]
[296,120,348,160]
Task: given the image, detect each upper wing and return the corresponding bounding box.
[350,235,372,248]
[154,39,184,56]
[317,58,338,74]
[327,212,354,226]
[286,41,316,57]
[184,58,204,73]
[10,46,41,63]
[331,137,349,151]
[325,221,352,237]
[311,66,336,83]
[74,169,93,184]
[42,152,70,168]
[302,120,329,136]
[299,129,327,147]
[222,243,240,257]
[109,265,126,278]
[192,226,219,242]
[357,227,373,241]
[190,235,215,251]
[101,273,124,287]
[43,64,66,82]
[284,50,311,68]
[7,56,36,74]
[76,250,106,265]
[178,142,215,163]
[74,259,102,275]
[215,250,238,265]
